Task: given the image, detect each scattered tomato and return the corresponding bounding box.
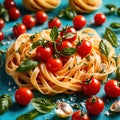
[82,77,101,96]
[86,96,104,115]
[72,110,90,120]
[35,11,48,24]
[73,15,86,29]
[94,13,106,26]
[15,87,33,105]
[8,7,20,21]
[77,40,92,58]
[0,31,4,42]
[46,57,63,73]
[4,0,16,10]
[48,17,61,29]
[13,23,26,37]
[22,15,36,29]
[0,18,5,30]
[104,80,120,98]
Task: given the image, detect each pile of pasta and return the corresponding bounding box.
[22,0,61,12]
[69,0,102,13]
[5,28,118,95]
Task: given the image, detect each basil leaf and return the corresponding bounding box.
[116,67,120,81]
[58,9,65,18]
[0,94,12,115]
[50,27,59,41]
[60,47,77,56]
[105,4,117,14]
[16,110,40,120]
[109,22,120,29]
[117,8,120,16]
[16,60,39,72]
[99,40,110,58]
[31,98,56,113]
[104,27,118,47]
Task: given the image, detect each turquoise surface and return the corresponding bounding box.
[0,0,120,120]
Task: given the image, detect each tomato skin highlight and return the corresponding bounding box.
[104,80,120,98]
[0,31,4,42]
[4,0,16,10]
[0,18,5,30]
[15,87,33,106]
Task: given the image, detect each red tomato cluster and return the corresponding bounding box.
[0,18,4,42]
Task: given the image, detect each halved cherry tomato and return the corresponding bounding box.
[94,13,106,26]
[36,46,52,62]
[15,87,33,106]
[4,0,16,10]
[60,27,77,43]
[46,57,63,73]
[22,15,36,29]
[82,77,101,96]
[77,40,92,58]
[0,31,4,42]
[86,96,104,115]
[48,17,61,29]
[72,110,90,120]
[104,80,120,98]
[0,18,4,30]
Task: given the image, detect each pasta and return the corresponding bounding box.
[5,28,118,95]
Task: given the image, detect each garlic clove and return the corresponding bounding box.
[110,100,120,112]
[55,102,73,118]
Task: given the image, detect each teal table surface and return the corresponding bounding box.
[0,0,120,120]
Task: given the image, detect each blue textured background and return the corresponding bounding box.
[0,0,120,120]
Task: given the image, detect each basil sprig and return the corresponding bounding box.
[104,27,118,47]
[50,27,59,41]
[109,22,120,29]
[0,94,12,115]
[16,60,39,72]
[31,98,56,113]
[99,40,110,58]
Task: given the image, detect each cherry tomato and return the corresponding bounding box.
[35,11,48,24]
[46,57,63,73]
[13,23,26,37]
[4,0,16,10]
[15,87,33,105]
[48,17,61,29]
[94,13,106,26]
[0,18,4,30]
[82,77,101,96]
[36,46,52,62]
[60,27,77,43]
[72,110,90,120]
[22,15,36,29]
[0,31,4,42]
[104,80,120,98]
[8,7,20,21]
[77,40,92,58]
[73,15,86,29]
[86,96,104,115]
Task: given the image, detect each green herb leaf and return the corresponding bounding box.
[99,40,110,58]
[104,27,118,47]
[16,110,40,120]
[31,98,56,113]
[116,67,120,81]
[50,27,59,41]
[16,60,39,72]
[105,4,117,14]
[60,47,77,56]
[109,22,120,29]
[0,94,12,115]
[117,8,120,16]
[58,9,65,18]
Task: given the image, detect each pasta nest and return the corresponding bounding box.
[69,0,102,13]
[22,0,61,12]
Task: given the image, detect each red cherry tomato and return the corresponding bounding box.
[72,110,90,120]
[8,7,20,21]
[0,31,4,42]
[104,80,120,98]
[15,87,33,105]
[4,0,16,10]
[13,23,26,37]
[35,11,48,24]
[46,57,63,73]
[94,13,106,25]
[36,46,52,62]
[77,40,92,58]
[22,15,36,29]
[73,15,86,29]
[60,27,77,43]
[48,17,61,29]
[0,18,4,30]
[86,96,104,115]
[82,77,101,96]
